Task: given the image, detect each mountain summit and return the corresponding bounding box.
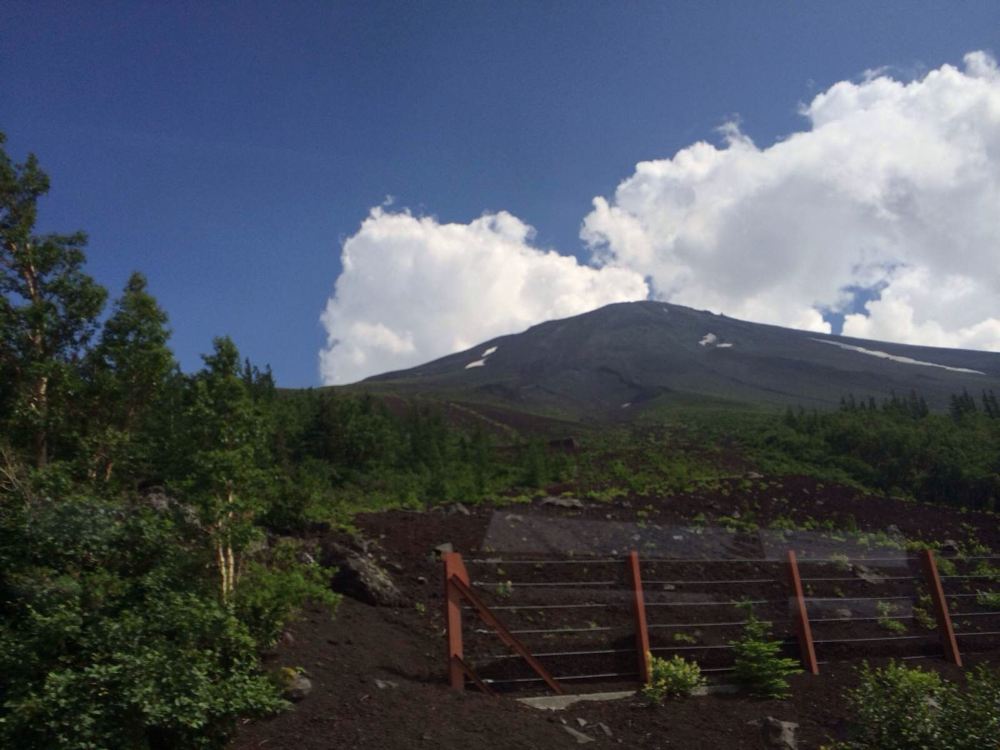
[362,301,1000,416]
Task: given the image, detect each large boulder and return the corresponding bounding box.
[761,717,798,750]
[321,541,408,607]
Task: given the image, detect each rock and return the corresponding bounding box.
[447,502,471,516]
[597,723,613,738]
[576,717,587,727]
[852,564,885,584]
[832,607,853,619]
[374,678,398,689]
[284,675,312,702]
[941,539,961,554]
[562,725,595,744]
[416,575,427,585]
[322,541,408,607]
[761,717,798,749]
[541,496,584,509]
[747,471,764,480]
[433,542,455,556]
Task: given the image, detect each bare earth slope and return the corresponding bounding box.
[232,476,1000,750]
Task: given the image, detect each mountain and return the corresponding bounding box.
[359,301,1000,417]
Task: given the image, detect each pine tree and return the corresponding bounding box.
[85,272,174,483]
[0,132,107,466]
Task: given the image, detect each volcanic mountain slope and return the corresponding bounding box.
[361,301,1000,416]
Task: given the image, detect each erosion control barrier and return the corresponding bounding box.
[442,549,1000,692]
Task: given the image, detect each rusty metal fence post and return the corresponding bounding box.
[628,550,651,684]
[787,549,819,675]
[920,548,962,666]
[442,551,469,689]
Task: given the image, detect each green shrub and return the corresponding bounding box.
[0,589,285,750]
[939,665,1000,750]
[642,654,706,702]
[233,539,340,648]
[834,661,1000,750]
[729,614,800,698]
[837,661,946,749]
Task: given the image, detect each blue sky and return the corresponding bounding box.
[2,2,999,386]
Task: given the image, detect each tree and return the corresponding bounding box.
[182,337,267,602]
[85,272,175,483]
[0,132,107,467]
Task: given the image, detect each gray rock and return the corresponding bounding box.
[562,725,595,744]
[832,607,853,619]
[322,541,408,607]
[284,675,312,702]
[746,471,764,480]
[374,678,398,689]
[761,717,798,749]
[852,564,885,584]
[434,542,455,556]
[941,539,961,554]
[447,502,471,516]
[575,717,587,727]
[541,496,584,509]
[597,722,613,737]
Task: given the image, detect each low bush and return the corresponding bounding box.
[234,539,340,648]
[642,654,706,702]
[834,661,1000,750]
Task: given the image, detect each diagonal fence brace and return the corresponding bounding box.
[920,548,962,666]
[442,551,563,694]
[448,575,564,694]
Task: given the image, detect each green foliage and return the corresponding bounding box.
[234,539,340,648]
[0,134,340,748]
[642,654,706,702]
[0,485,284,749]
[875,601,907,634]
[834,661,1000,750]
[976,590,1000,609]
[752,400,1000,511]
[0,132,107,468]
[82,272,175,485]
[729,613,801,698]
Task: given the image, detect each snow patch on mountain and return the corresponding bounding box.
[700,333,734,349]
[812,339,985,375]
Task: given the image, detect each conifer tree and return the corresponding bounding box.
[0,133,106,466]
[85,272,174,483]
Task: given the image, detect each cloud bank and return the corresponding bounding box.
[583,51,1000,348]
[319,210,648,384]
[321,52,1000,384]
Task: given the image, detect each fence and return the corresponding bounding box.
[442,548,1000,693]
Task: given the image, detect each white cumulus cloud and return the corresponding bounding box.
[319,209,648,384]
[321,52,1000,385]
[582,51,1000,350]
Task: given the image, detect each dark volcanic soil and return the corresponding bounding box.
[232,476,1000,750]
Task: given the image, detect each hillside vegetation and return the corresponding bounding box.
[3,131,999,749]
